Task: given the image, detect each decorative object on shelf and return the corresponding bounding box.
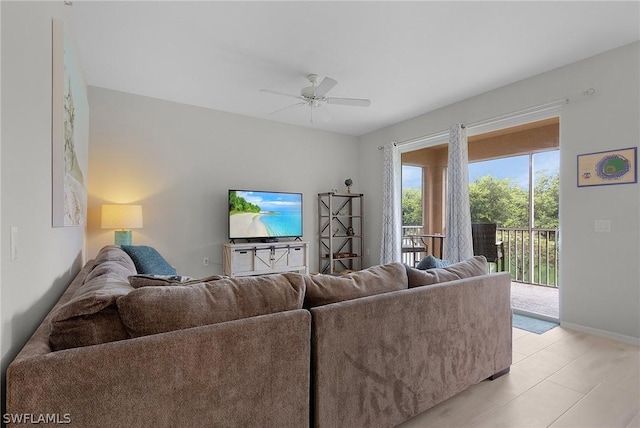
[332,252,358,259]
[345,178,353,193]
[577,147,637,187]
[101,204,143,245]
[347,226,355,236]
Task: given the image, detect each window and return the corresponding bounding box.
[467,151,559,229]
[401,165,423,228]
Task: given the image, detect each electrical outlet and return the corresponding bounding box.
[203,257,210,266]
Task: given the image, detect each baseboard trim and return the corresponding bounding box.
[560,321,640,346]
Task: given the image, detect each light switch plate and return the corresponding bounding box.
[10,226,18,261]
[594,219,611,233]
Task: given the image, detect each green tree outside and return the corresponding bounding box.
[468,172,558,229]
[534,171,559,228]
[402,172,559,229]
[402,188,423,226]
[469,176,528,227]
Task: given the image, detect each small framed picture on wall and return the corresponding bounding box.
[577,147,637,187]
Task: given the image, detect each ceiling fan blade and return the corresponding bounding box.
[269,101,307,115]
[326,97,371,107]
[260,89,304,100]
[314,77,337,97]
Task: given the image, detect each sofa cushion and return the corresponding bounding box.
[416,254,451,270]
[85,245,137,282]
[49,277,135,350]
[407,255,487,288]
[92,244,137,267]
[303,262,408,308]
[85,260,140,283]
[128,274,226,288]
[117,273,306,338]
[49,245,137,351]
[121,245,177,275]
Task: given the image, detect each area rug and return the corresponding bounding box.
[513,313,559,334]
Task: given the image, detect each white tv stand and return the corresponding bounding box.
[223,241,309,277]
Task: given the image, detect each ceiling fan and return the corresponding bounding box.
[260,74,371,122]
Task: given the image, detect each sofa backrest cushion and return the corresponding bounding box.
[303,262,408,308]
[49,246,137,351]
[117,273,306,338]
[406,255,487,288]
[92,244,137,268]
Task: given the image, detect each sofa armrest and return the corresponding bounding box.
[7,309,310,428]
[311,272,512,428]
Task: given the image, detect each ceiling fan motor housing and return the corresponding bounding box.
[301,86,321,99]
[301,73,321,99]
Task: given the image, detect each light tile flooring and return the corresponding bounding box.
[399,326,640,428]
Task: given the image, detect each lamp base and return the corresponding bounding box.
[114,230,132,246]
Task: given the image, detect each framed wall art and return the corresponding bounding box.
[52,20,89,227]
[577,147,637,188]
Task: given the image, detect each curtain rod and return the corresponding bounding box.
[378,88,595,150]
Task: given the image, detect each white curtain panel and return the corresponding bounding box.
[380,142,402,264]
[444,124,474,263]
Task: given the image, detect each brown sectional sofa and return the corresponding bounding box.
[6,246,511,428]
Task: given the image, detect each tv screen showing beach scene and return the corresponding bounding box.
[228,190,303,239]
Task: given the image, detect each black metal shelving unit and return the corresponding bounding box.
[317,192,364,274]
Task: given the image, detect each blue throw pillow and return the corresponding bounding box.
[121,245,177,275]
[416,255,451,270]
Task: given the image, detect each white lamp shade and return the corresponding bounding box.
[101,205,143,229]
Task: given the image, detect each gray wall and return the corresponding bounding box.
[1,1,87,384]
[358,42,640,342]
[86,87,359,276]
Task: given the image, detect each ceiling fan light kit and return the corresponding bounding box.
[261,74,371,123]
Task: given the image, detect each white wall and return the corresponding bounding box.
[0,0,4,408]
[358,42,640,342]
[1,0,87,388]
[86,87,359,276]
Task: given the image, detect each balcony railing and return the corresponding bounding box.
[401,226,559,287]
[498,227,558,287]
[401,226,426,267]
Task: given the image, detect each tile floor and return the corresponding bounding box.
[399,326,640,428]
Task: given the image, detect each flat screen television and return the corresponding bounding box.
[228,190,303,241]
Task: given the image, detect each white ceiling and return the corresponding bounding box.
[71,1,640,136]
